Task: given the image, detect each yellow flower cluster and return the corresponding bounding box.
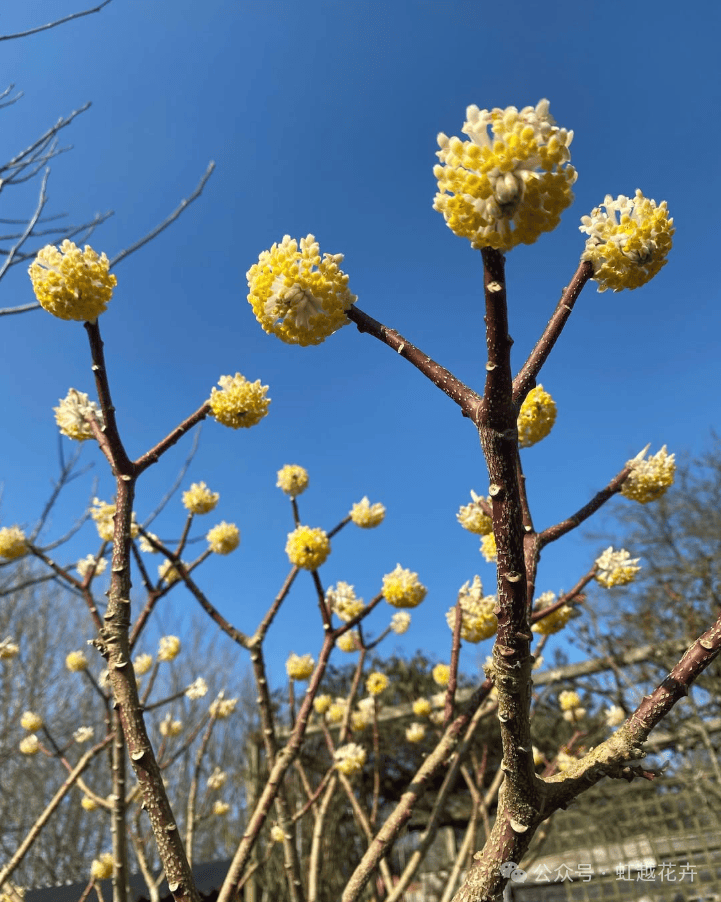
[432,663,450,687]
[270,824,286,843]
[594,547,641,588]
[412,698,432,718]
[621,445,675,504]
[186,677,208,699]
[158,560,184,586]
[182,482,219,514]
[276,464,309,497]
[207,522,240,554]
[159,715,183,737]
[74,727,93,744]
[517,385,556,448]
[54,389,104,441]
[326,699,348,724]
[531,591,573,636]
[390,611,411,634]
[0,637,20,660]
[247,234,357,346]
[580,190,674,292]
[81,795,98,811]
[19,734,39,755]
[21,711,43,732]
[285,525,330,570]
[286,653,315,681]
[406,722,426,743]
[382,564,427,609]
[157,635,181,662]
[327,581,365,622]
[29,241,116,322]
[366,672,389,696]
[558,689,586,722]
[605,705,625,727]
[313,694,332,715]
[134,654,153,675]
[433,100,576,251]
[480,532,497,562]
[209,373,270,429]
[90,498,139,542]
[349,496,386,528]
[209,694,238,719]
[0,526,27,560]
[66,650,89,672]
[446,576,498,643]
[336,631,361,652]
[456,490,493,536]
[90,852,114,881]
[334,742,367,776]
[213,800,230,816]
[76,555,107,579]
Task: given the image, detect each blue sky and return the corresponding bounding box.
[1,0,720,691]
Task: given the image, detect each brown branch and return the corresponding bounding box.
[0,1,112,40]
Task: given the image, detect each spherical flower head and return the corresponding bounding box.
[350,496,386,528]
[186,677,208,699]
[327,581,365,623]
[580,190,674,292]
[313,694,332,715]
[480,532,497,563]
[213,800,230,816]
[351,710,371,732]
[270,824,286,843]
[77,555,107,579]
[390,611,411,635]
[90,852,114,881]
[209,694,238,719]
[334,742,367,776]
[605,705,626,727]
[81,795,98,811]
[207,521,240,555]
[457,490,493,536]
[336,630,360,652]
[558,689,581,712]
[276,464,309,497]
[621,445,675,504]
[74,726,94,744]
[247,234,357,346]
[133,653,153,675]
[158,560,184,586]
[207,767,228,791]
[66,650,89,672]
[182,482,219,515]
[209,373,270,429]
[159,715,183,737]
[54,389,104,441]
[432,663,450,687]
[157,635,181,662]
[139,532,161,553]
[19,734,40,755]
[0,637,20,660]
[90,498,139,542]
[556,750,577,773]
[286,652,315,681]
[21,711,43,732]
[326,699,348,724]
[563,707,586,722]
[366,672,389,696]
[406,722,426,743]
[29,241,116,322]
[382,564,427,609]
[531,591,573,636]
[413,698,432,718]
[285,525,330,570]
[517,385,556,448]
[446,576,498,643]
[0,526,27,561]
[433,99,576,251]
[595,546,641,588]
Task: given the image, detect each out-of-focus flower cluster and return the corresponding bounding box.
[334,742,366,775]
[390,612,411,634]
[90,498,139,542]
[327,582,365,622]
[558,689,586,722]
[157,635,181,662]
[594,547,641,588]
[207,522,240,555]
[286,653,315,681]
[366,672,389,696]
[531,591,573,635]
[0,526,27,561]
[446,576,498,643]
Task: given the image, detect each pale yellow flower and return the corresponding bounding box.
[186,677,208,699]
[76,555,107,579]
[350,496,385,528]
[456,490,493,536]
[90,498,139,542]
[594,547,641,588]
[351,710,371,732]
[480,533,497,563]
[209,694,238,719]
[212,800,230,816]
[531,591,573,636]
[327,582,365,622]
[66,650,89,672]
[138,532,161,553]
[390,612,411,634]
[74,727,94,743]
[405,722,426,743]
[336,631,360,653]
[334,742,367,775]
[209,373,270,429]
[182,482,219,515]
[19,734,39,755]
[0,637,19,660]
[556,750,577,772]
[286,653,314,681]
[432,663,450,687]
[90,852,114,881]
[580,190,674,292]
[433,99,575,251]
[207,522,240,555]
[81,795,98,811]
[326,699,348,725]
[558,690,581,711]
[158,560,184,586]
[133,654,153,675]
[532,746,544,766]
[605,705,626,727]
[621,445,675,504]
[157,635,181,662]
[247,234,357,346]
[29,241,116,322]
[270,824,285,843]
[276,464,309,497]
[159,714,182,737]
[0,526,27,561]
[446,575,497,643]
[54,389,104,441]
[382,564,427,609]
[285,525,330,570]
[517,385,556,448]
[207,767,227,790]
[412,698,432,718]
[313,694,332,715]
[366,672,388,696]
[20,711,43,732]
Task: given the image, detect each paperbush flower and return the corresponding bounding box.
[74,727,93,743]
[517,385,556,448]
[90,852,114,881]
[480,532,497,562]
[29,241,116,322]
[605,705,626,727]
[138,532,161,553]
[432,663,450,687]
[334,742,367,776]
[159,715,183,737]
[0,637,20,660]
[207,522,240,555]
[327,581,365,622]
[406,723,426,743]
[336,631,361,652]
[0,526,27,561]
[446,576,498,643]
[413,698,432,717]
[621,445,676,504]
[90,498,139,542]
[81,795,98,810]
[186,677,208,699]
[285,525,330,570]
[157,635,181,662]
[182,482,219,514]
[209,373,270,429]
[366,672,389,696]
[433,99,575,251]
[54,389,104,441]
[350,496,386,528]
[326,699,348,724]
[580,190,674,292]
[247,234,357,346]
[213,800,230,816]
[21,711,43,731]
[313,694,332,715]
[558,690,581,711]
[286,653,315,681]
[457,490,493,536]
[276,464,309,497]
[595,547,641,588]
[270,825,285,843]
[209,694,238,719]
[76,555,107,579]
[351,710,371,732]
[158,560,184,586]
[133,654,153,675]
[382,564,427,609]
[531,591,573,636]
[19,734,39,755]
[390,611,411,634]
[66,650,89,672]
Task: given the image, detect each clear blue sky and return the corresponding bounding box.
[1,0,719,690]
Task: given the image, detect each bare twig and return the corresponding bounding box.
[0,1,112,41]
